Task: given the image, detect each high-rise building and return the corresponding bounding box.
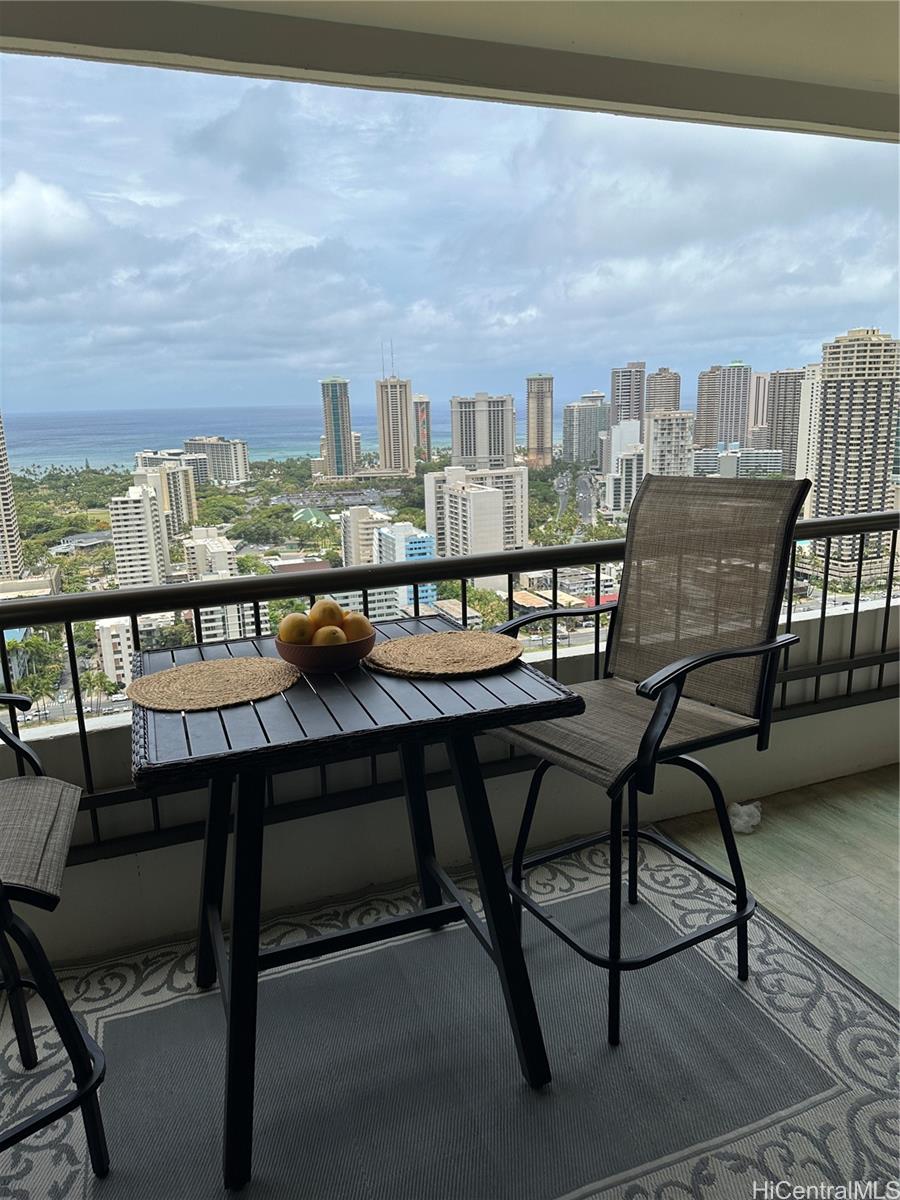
[351,432,362,467]
[374,523,437,608]
[413,395,432,462]
[749,425,771,450]
[95,617,135,687]
[562,401,601,464]
[136,449,209,489]
[184,526,267,642]
[602,450,644,514]
[376,376,415,475]
[693,448,784,478]
[182,437,250,484]
[425,465,528,557]
[813,328,899,574]
[694,365,722,447]
[340,505,391,567]
[602,419,642,474]
[716,361,752,446]
[645,411,695,476]
[766,368,805,476]
[320,378,354,478]
[133,462,197,538]
[184,526,238,578]
[109,486,169,588]
[450,393,515,470]
[526,373,554,467]
[644,367,681,419]
[749,372,770,434]
[795,364,823,517]
[611,361,646,425]
[0,412,24,581]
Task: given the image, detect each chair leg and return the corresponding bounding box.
[627,778,639,906]
[606,788,623,1045]
[670,755,751,982]
[0,927,37,1069]
[6,912,109,1178]
[510,761,551,936]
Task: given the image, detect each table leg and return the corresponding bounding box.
[223,768,265,1191]
[195,775,232,989]
[399,741,443,909]
[446,734,551,1089]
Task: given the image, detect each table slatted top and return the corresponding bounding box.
[132,616,584,788]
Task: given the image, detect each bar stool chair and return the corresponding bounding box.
[0,693,108,1177]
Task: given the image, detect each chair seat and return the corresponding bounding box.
[0,776,82,906]
[496,676,756,794]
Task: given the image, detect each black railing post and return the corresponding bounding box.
[64,620,97,806]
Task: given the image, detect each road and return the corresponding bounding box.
[553,472,571,519]
[575,473,594,523]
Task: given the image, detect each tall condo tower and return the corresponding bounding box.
[716,361,752,447]
[450,393,515,470]
[376,376,415,474]
[0,412,24,580]
[749,372,770,431]
[526,373,554,467]
[413,395,432,462]
[644,411,695,476]
[694,365,722,447]
[611,361,646,425]
[562,401,601,464]
[644,367,681,417]
[182,437,249,484]
[813,328,899,575]
[321,377,354,478]
[109,486,169,588]
[766,369,805,476]
[795,364,823,517]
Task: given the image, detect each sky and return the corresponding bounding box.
[1,52,898,415]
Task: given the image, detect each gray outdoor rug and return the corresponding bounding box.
[2,839,897,1200]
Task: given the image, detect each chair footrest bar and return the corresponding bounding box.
[0,1026,106,1153]
[509,877,756,971]
[256,902,462,973]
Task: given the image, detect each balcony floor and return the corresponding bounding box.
[662,764,899,1007]
[3,802,898,1199]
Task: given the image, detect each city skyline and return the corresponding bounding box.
[1,54,897,414]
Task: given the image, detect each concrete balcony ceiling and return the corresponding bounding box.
[0,0,897,140]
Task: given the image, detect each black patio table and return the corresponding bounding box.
[131,615,585,1190]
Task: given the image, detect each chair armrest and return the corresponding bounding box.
[635,633,798,700]
[493,602,618,638]
[0,694,45,776]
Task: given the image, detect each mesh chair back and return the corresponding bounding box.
[608,475,810,716]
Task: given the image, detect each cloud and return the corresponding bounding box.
[181,85,294,187]
[0,171,97,264]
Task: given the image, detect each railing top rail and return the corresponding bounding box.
[0,510,896,630]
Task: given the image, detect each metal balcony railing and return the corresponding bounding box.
[0,510,896,864]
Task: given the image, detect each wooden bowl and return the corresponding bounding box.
[274,632,377,675]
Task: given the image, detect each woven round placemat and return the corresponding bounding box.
[365,631,522,678]
[127,658,300,712]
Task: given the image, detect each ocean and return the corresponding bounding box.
[2,404,566,471]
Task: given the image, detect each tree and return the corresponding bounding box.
[237,554,270,576]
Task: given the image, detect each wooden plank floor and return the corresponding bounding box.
[661,765,899,1007]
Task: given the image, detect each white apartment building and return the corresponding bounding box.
[717,361,752,446]
[645,411,695,476]
[0,411,24,581]
[610,362,645,425]
[526,373,554,467]
[340,506,391,567]
[795,363,823,517]
[602,449,644,514]
[693,448,783,477]
[326,587,401,622]
[601,419,642,474]
[320,378,354,478]
[376,376,415,475]
[450,393,516,470]
[133,462,197,538]
[135,449,209,489]
[374,523,438,609]
[814,327,899,575]
[109,486,169,587]
[425,465,528,557]
[562,401,601,464]
[184,527,238,579]
[444,479,505,588]
[183,437,250,484]
[95,617,135,688]
[694,365,723,447]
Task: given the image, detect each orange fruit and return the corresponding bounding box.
[278,613,313,644]
[342,612,374,642]
[311,625,348,647]
[308,598,345,630]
